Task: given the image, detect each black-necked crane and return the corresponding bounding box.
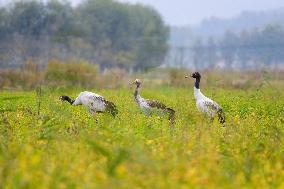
[185,72,225,124]
[131,79,175,123]
[60,91,118,117]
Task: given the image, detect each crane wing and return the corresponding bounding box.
[203,101,222,111]
[146,99,167,109]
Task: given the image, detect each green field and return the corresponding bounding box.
[0,85,283,188]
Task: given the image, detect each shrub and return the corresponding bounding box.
[97,68,127,89]
[168,68,191,87]
[45,59,98,87]
[0,59,42,89]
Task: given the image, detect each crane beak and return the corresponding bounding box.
[59,97,64,102]
[128,81,135,88]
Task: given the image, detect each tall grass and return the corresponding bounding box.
[1,59,284,90]
[45,59,98,87]
[0,80,283,188]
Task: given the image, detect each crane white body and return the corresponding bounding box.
[186,72,225,123]
[134,93,153,115]
[194,87,222,118]
[73,91,106,112]
[132,79,175,123]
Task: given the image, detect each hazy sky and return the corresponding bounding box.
[118,0,284,26]
[2,0,284,26]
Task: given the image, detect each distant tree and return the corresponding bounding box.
[9,1,48,38]
[192,38,205,70]
[45,1,77,39]
[237,25,284,68]
[205,37,218,68]
[0,8,10,40]
[257,25,284,65]
[219,31,239,69]
[0,0,169,71]
[77,0,169,71]
[237,31,250,69]
[172,46,187,68]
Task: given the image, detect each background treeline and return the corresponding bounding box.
[168,25,284,69]
[0,0,169,71]
[169,7,284,70]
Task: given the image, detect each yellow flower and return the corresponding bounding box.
[116,165,126,175]
[146,140,154,145]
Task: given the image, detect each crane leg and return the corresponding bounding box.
[92,111,96,117]
[92,111,99,123]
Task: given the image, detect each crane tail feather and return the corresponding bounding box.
[104,100,118,117]
[165,107,175,124]
[217,109,226,124]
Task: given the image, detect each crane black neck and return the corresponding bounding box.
[134,85,140,97]
[62,96,75,105]
[194,78,200,89]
